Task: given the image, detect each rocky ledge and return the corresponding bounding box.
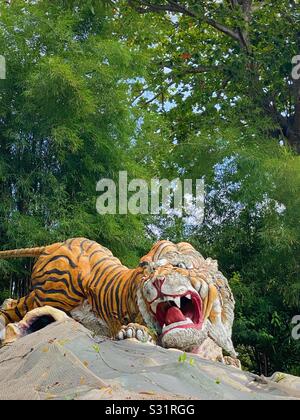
[0,318,299,400]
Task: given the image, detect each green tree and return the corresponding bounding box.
[0,0,152,296]
[121,0,300,152]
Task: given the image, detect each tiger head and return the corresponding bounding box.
[136,243,236,357]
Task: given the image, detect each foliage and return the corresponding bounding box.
[0,0,153,296]
[118,0,300,151]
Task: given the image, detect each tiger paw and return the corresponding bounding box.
[116,323,155,344]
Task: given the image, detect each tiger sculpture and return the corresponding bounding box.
[0,238,236,357]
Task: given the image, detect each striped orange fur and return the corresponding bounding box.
[0,238,236,356]
[0,238,146,335]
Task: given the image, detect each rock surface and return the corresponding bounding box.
[0,318,299,400]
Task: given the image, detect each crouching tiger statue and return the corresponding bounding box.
[0,238,236,357]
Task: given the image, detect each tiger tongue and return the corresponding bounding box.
[165,306,186,326]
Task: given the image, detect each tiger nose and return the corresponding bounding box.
[153,277,165,294]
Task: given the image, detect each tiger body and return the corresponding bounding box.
[0,238,145,337]
[0,237,237,356]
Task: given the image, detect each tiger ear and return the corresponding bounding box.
[139,254,151,265]
[140,258,169,268]
[139,261,150,268]
[139,260,155,275]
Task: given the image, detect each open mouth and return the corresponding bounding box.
[150,292,203,336]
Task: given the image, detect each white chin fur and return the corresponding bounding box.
[161,322,209,351]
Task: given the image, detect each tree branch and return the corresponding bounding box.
[143,80,175,106]
[166,0,197,18]
[128,0,196,17]
[227,0,253,51]
[240,0,253,51]
[205,17,241,42]
[128,0,243,44]
[132,66,224,108]
[131,86,151,106]
[179,65,222,75]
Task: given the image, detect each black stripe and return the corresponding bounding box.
[24,294,30,307]
[77,273,85,295]
[36,255,77,273]
[86,241,97,253]
[79,239,90,254]
[77,239,91,261]
[42,270,85,299]
[34,277,84,299]
[35,287,81,303]
[23,295,29,313]
[35,296,69,307]
[108,270,126,317]
[91,262,120,290]
[15,305,22,320]
[90,256,113,274]
[0,310,13,323]
[86,289,99,316]
[89,249,104,261]
[34,296,42,307]
[67,239,76,250]
[89,262,117,289]
[32,268,73,284]
[102,270,124,319]
[93,267,121,320]
[93,269,118,319]
[114,277,123,318]
[89,292,98,316]
[33,268,72,282]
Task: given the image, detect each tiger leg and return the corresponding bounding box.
[116,323,156,344]
[0,291,37,326]
[0,291,38,341]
